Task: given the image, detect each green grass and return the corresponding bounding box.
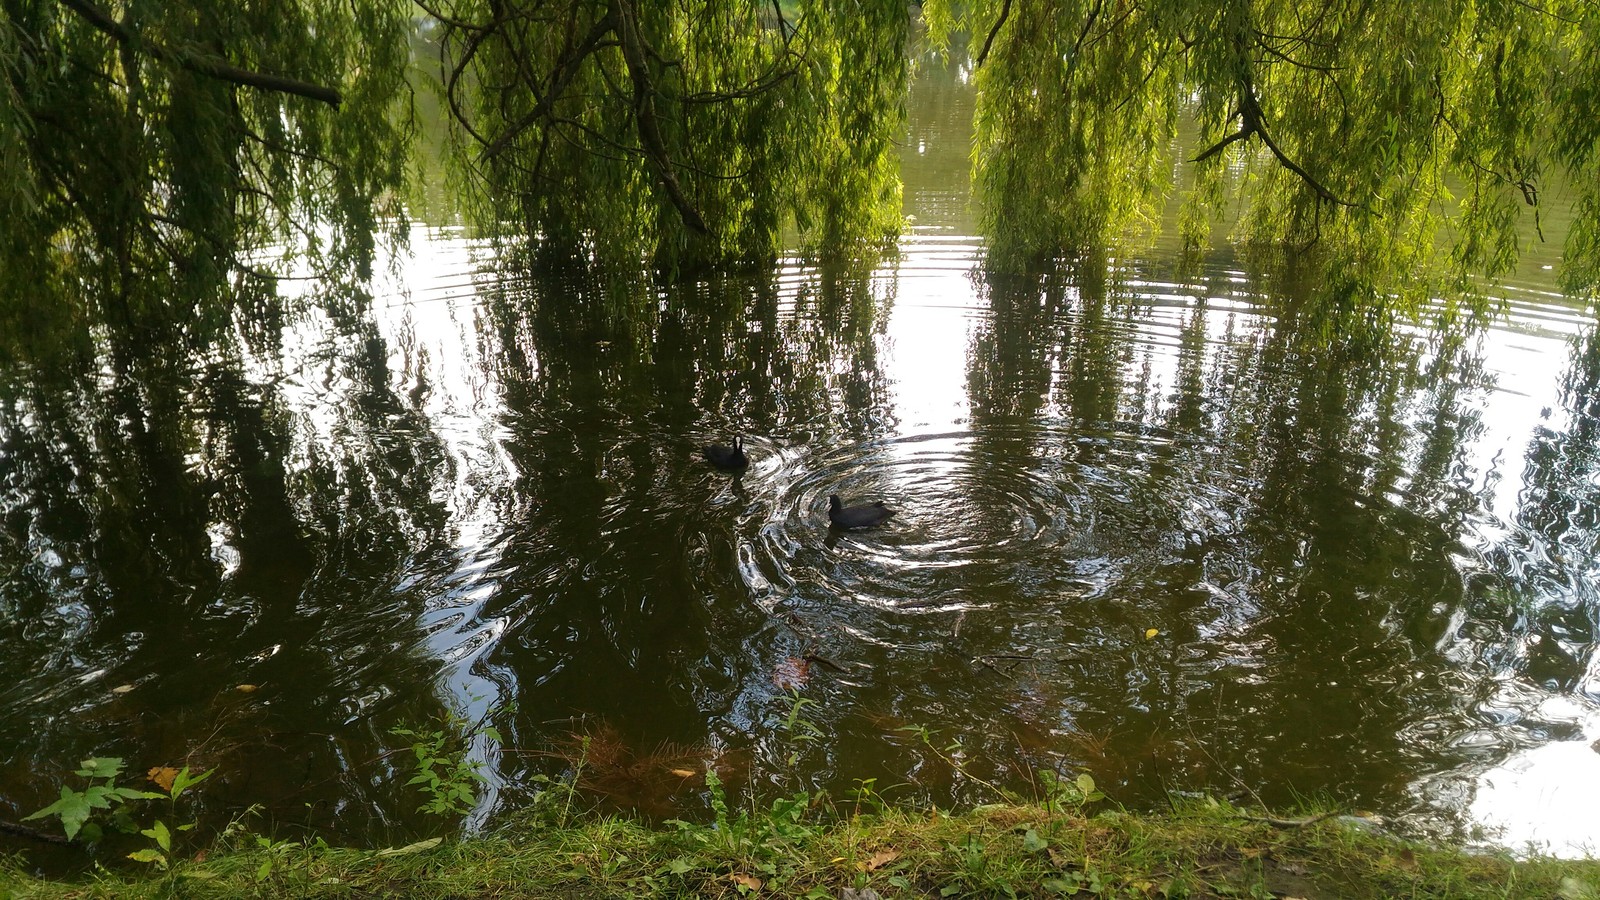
[5,796,1600,899]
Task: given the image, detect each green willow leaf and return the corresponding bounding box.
[927,0,1600,309]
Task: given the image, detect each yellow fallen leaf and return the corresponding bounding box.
[728,872,762,891]
[1145,628,1159,639]
[111,684,135,694]
[234,684,258,693]
[861,849,901,871]
[668,768,697,778]
[148,766,180,792]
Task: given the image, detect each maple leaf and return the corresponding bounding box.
[148,767,180,793]
[772,657,811,690]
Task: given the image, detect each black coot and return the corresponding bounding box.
[701,436,749,471]
[828,494,895,529]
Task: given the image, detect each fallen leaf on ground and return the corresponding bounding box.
[728,872,762,891]
[234,684,258,693]
[861,849,901,871]
[111,684,135,694]
[668,768,697,778]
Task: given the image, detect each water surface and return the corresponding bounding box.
[4,55,1600,861]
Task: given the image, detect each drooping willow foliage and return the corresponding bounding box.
[6,0,1600,329]
[0,0,413,357]
[420,0,908,272]
[926,0,1600,308]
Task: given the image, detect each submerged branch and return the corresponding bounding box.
[0,819,72,845]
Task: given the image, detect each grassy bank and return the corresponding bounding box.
[5,794,1599,899]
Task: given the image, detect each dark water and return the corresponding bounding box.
[5,58,1600,863]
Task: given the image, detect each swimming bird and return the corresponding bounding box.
[828,494,895,529]
[701,436,749,471]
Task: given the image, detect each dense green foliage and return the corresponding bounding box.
[422,0,908,271]
[929,0,1600,305]
[6,0,1600,313]
[0,0,412,354]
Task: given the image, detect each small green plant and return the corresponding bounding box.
[216,805,333,884]
[896,725,1003,795]
[392,714,498,817]
[523,733,588,830]
[664,767,821,892]
[847,777,890,816]
[127,765,215,869]
[1038,769,1104,814]
[778,689,823,768]
[23,757,163,842]
[23,757,212,869]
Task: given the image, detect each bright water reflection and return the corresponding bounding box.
[3,60,1600,865]
[386,222,1600,856]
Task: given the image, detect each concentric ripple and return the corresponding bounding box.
[741,426,1245,648]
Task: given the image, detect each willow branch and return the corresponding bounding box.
[412,0,489,32]
[1191,124,1254,163]
[1067,0,1104,74]
[1190,52,1349,207]
[976,0,1013,66]
[610,0,709,234]
[481,16,614,160]
[56,0,343,107]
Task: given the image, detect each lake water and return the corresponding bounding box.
[4,55,1600,862]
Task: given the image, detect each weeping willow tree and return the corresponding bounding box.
[10,0,1600,325]
[926,0,1600,309]
[0,0,413,356]
[420,0,908,271]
